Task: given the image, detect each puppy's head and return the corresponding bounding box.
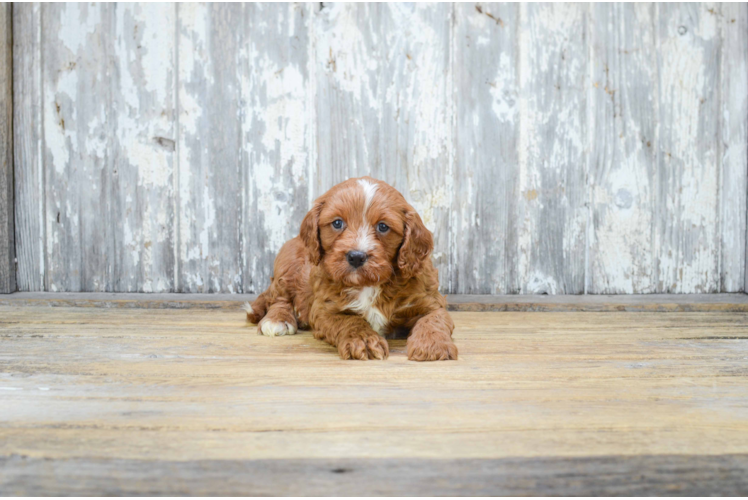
[300,177,433,286]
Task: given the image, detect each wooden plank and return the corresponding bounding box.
[0,2,14,293]
[15,4,178,293]
[3,292,748,312]
[40,3,175,292]
[444,293,748,312]
[240,3,315,293]
[516,4,588,294]
[11,3,44,291]
[41,4,116,291]
[110,4,177,292]
[176,4,244,293]
[1,306,748,495]
[177,3,317,294]
[720,3,748,293]
[588,4,657,294]
[2,455,747,496]
[655,4,721,293]
[35,3,175,292]
[452,3,519,294]
[315,3,453,289]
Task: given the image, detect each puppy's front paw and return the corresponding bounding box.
[338,333,389,360]
[258,319,297,337]
[407,336,458,361]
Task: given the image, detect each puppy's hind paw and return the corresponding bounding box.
[258,319,297,337]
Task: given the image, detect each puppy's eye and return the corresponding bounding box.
[377,222,390,233]
[331,219,344,230]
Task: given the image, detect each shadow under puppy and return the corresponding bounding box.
[244,177,457,361]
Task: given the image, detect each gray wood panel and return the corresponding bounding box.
[316,3,453,284]
[452,3,519,294]
[42,3,116,291]
[177,3,314,293]
[38,4,176,293]
[177,3,244,292]
[241,3,315,293]
[12,3,44,291]
[720,3,748,293]
[111,4,177,293]
[515,3,588,294]
[42,3,175,292]
[10,2,748,294]
[588,4,658,294]
[0,2,13,293]
[655,4,721,293]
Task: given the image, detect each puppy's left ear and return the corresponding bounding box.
[300,201,324,265]
[397,209,433,279]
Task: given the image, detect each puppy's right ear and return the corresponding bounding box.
[299,201,324,265]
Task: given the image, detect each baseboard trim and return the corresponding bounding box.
[1,292,748,312]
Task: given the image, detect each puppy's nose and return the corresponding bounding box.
[346,251,368,269]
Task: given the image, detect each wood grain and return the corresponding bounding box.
[177,3,314,293]
[1,306,748,494]
[588,4,657,294]
[655,4,721,293]
[516,3,588,294]
[241,3,315,293]
[9,3,748,294]
[452,3,519,294]
[3,455,747,496]
[177,3,244,293]
[0,2,14,294]
[4,291,748,312]
[111,4,177,293]
[720,3,748,293]
[42,4,114,291]
[11,3,44,292]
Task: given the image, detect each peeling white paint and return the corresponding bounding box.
[18,3,748,295]
[490,53,516,122]
[44,83,75,174]
[57,3,100,53]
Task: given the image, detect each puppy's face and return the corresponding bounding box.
[300,177,433,286]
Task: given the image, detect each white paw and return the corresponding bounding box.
[241,302,254,315]
[259,320,297,337]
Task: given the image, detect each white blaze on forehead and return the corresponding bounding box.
[345,286,388,335]
[355,179,379,253]
[357,179,379,216]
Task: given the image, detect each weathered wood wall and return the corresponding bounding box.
[11,3,748,294]
[0,3,14,294]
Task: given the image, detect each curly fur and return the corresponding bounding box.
[245,177,457,361]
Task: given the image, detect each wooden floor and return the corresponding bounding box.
[1,303,748,495]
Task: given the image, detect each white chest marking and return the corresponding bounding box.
[345,286,388,334]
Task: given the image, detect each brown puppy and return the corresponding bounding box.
[243,177,457,361]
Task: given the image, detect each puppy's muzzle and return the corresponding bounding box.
[346,250,368,269]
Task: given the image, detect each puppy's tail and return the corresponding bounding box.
[243,292,269,325]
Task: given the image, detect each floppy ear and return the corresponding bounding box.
[299,201,324,265]
[397,209,433,279]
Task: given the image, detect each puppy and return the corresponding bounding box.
[243,177,457,361]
